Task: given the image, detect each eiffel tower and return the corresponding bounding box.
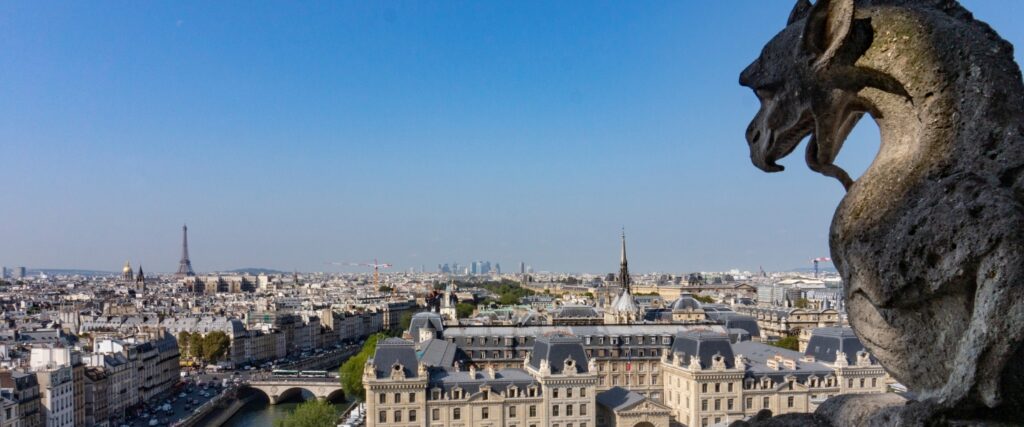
[175,224,195,277]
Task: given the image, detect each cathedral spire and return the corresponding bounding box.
[619,228,630,290]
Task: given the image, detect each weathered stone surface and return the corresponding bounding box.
[814,393,908,426]
[739,0,1024,423]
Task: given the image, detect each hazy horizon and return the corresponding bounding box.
[3,1,1021,274]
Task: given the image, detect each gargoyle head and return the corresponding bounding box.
[739,0,867,189]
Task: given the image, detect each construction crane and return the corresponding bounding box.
[811,257,832,278]
[328,259,393,289]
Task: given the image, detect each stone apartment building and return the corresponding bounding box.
[83,367,109,427]
[33,365,72,427]
[438,322,725,400]
[0,371,40,427]
[732,306,840,340]
[87,332,180,422]
[0,391,20,427]
[365,334,601,427]
[28,347,78,427]
[660,328,886,427]
[370,313,887,427]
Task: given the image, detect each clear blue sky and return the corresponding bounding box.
[1,1,1021,274]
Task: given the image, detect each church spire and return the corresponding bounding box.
[619,228,630,290]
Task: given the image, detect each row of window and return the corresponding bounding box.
[672,376,879,393]
[455,335,672,346]
[550,387,586,399]
[696,395,793,413]
[379,409,416,422]
[550,403,587,416]
[393,403,591,422]
[459,348,673,361]
[426,405,539,420]
[596,361,658,372]
[379,392,417,404]
[429,386,539,401]
[603,373,658,386]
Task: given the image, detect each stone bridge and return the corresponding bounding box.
[244,377,347,404]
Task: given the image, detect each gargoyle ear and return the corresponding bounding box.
[803,0,855,69]
[787,0,812,25]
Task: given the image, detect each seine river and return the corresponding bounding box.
[222,388,351,427]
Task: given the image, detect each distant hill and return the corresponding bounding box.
[224,268,287,275]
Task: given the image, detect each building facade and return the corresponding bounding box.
[368,314,888,427]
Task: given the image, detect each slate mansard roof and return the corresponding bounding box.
[417,338,458,368]
[428,368,538,394]
[408,311,444,340]
[596,386,647,411]
[669,293,703,311]
[804,327,871,365]
[371,337,420,379]
[554,305,600,318]
[733,341,835,383]
[527,334,590,374]
[670,330,735,369]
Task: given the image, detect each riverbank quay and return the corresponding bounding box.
[171,387,242,427]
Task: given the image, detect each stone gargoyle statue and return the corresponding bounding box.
[740,0,1024,423]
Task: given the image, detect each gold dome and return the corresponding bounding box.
[122,261,132,273]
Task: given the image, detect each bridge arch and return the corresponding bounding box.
[275,387,317,404]
[325,388,347,403]
[243,380,347,405]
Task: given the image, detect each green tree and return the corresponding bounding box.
[189,334,205,360]
[398,311,414,333]
[693,294,716,304]
[770,335,800,351]
[275,400,336,427]
[498,293,518,305]
[201,331,231,362]
[378,285,393,293]
[794,298,810,309]
[456,302,476,318]
[177,331,191,358]
[339,333,387,400]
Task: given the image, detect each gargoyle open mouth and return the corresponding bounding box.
[755,113,814,172]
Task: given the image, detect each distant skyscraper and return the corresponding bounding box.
[175,224,195,278]
[0,266,7,279]
[495,263,501,275]
[15,266,25,279]
[520,261,525,275]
